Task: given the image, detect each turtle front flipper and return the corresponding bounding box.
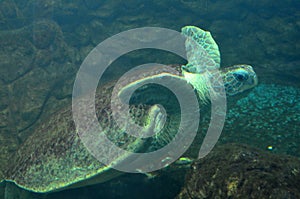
[179,26,225,102]
[181,26,220,73]
[118,73,186,102]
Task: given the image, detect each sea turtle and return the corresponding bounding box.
[1,26,257,194]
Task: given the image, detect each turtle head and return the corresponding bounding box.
[221,64,258,96]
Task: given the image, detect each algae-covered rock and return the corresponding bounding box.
[0,129,19,171]
[0,19,76,175]
[222,84,300,157]
[177,144,300,199]
[0,32,35,83]
[0,19,75,138]
[0,0,24,30]
[0,84,9,127]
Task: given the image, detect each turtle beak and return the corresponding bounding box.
[252,73,258,86]
[237,65,258,94]
[243,65,258,89]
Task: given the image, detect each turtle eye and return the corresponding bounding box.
[233,73,248,81]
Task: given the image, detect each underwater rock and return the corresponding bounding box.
[22,0,59,19]
[83,0,104,10]
[30,20,62,49]
[9,0,299,86]
[0,32,35,83]
[0,19,75,139]
[0,128,19,183]
[0,19,76,180]
[0,0,24,30]
[9,68,54,132]
[0,0,20,19]
[0,20,66,82]
[0,84,9,126]
[222,83,300,157]
[176,143,300,199]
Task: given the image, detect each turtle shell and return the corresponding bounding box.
[4,65,183,193]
